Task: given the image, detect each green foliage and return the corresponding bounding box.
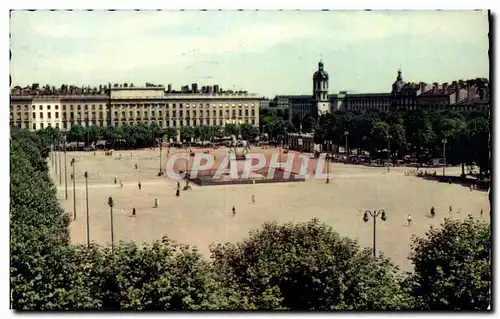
[409,216,491,310]
[211,219,412,310]
[10,128,491,310]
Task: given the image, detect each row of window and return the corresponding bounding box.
[12,118,258,131]
[12,102,257,111]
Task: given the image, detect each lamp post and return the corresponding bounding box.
[108,196,115,253]
[71,158,76,220]
[64,138,68,199]
[442,138,447,178]
[159,144,163,175]
[55,141,58,175]
[326,140,332,183]
[84,171,90,248]
[387,132,391,172]
[344,131,349,160]
[58,140,62,185]
[362,209,387,257]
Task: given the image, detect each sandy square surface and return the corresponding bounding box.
[51,147,489,272]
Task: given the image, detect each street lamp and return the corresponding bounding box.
[70,158,76,220]
[64,137,68,199]
[108,196,115,253]
[326,140,332,183]
[344,131,349,160]
[84,171,90,248]
[58,139,62,185]
[159,144,163,175]
[387,132,391,172]
[442,138,447,178]
[362,209,387,257]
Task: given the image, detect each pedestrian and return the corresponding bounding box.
[154,198,159,208]
[135,163,138,170]
[132,208,136,217]
[449,205,453,214]
[480,209,483,218]
[232,206,236,216]
[114,177,117,184]
[177,181,180,189]
[407,214,412,226]
[448,179,452,184]
[430,206,435,218]
[120,181,124,188]
[176,189,180,197]
[138,181,142,190]
[251,194,255,204]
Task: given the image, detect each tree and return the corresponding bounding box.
[240,123,259,140]
[164,127,178,143]
[211,219,412,310]
[409,216,491,310]
[224,124,240,137]
[67,124,86,143]
[180,127,195,143]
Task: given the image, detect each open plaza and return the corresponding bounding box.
[51,147,489,272]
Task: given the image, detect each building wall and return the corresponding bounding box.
[11,89,261,132]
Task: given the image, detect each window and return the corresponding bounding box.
[206,110,210,117]
[70,105,74,110]
[24,105,28,110]
[180,110,183,117]
[32,123,36,130]
[219,110,222,116]
[99,105,103,110]
[122,112,126,117]
[238,110,242,116]
[245,109,249,116]
[100,112,103,119]
[129,111,133,117]
[56,123,60,129]
[114,112,118,117]
[63,105,66,110]
[47,105,51,110]
[40,123,44,129]
[159,111,162,117]
[232,110,236,117]
[55,105,59,110]
[39,105,43,110]
[92,111,96,118]
[213,110,216,117]
[55,112,59,119]
[16,105,20,111]
[63,113,67,120]
[47,112,51,119]
[40,112,43,119]
[180,103,183,109]
[71,112,74,119]
[63,122,68,129]
[251,110,255,116]
[137,111,140,116]
[173,111,177,117]
[173,103,176,108]
[85,105,88,110]
[187,111,190,117]
[77,105,81,110]
[152,111,155,117]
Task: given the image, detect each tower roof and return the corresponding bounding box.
[392,69,405,92]
[313,60,329,81]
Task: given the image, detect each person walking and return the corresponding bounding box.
[135,163,138,170]
[120,180,124,188]
[480,209,484,218]
[177,181,180,190]
[154,198,159,208]
[449,205,453,214]
[176,189,180,197]
[114,177,117,184]
[232,206,236,216]
[138,181,142,190]
[430,206,435,218]
[407,214,413,226]
[251,194,255,204]
[132,208,136,217]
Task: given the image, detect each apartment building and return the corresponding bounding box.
[10,83,261,131]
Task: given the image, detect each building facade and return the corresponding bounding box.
[10,84,261,131]
[312,60,331,116]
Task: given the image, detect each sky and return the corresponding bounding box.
[10,10,490,98]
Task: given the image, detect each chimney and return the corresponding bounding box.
[419,82,426,94]
[442,82,448,94]
[192,83,198,93]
